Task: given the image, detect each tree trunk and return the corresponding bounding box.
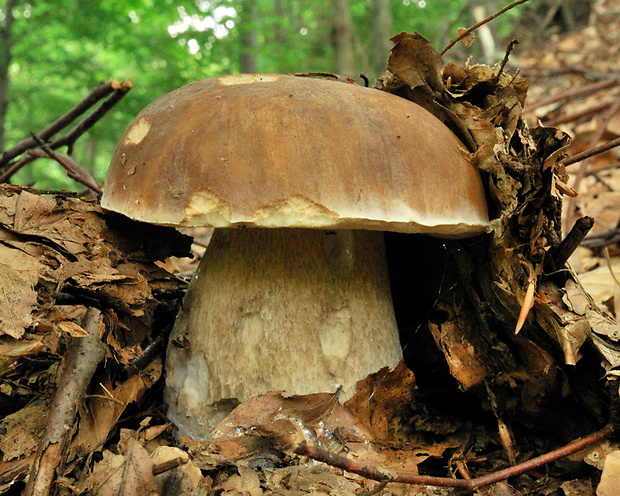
[0,0,17,152]
[239,0,258,74]
[371,0,392,78]
[331,0,355,77]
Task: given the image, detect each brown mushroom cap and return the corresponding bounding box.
[102,74,488,236]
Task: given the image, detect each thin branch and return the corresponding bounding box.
[295,424,614,490]
[24,308,106,496]
[496,39,519,77]
[550,216,595,269]
[544,101,614,127]
[0,80,131,185]
[563,103,620,234]
[53,80,132,154]
[561,136,620,167]
[29,135,102,196]
[441,0,531,56]
[0,81,115,167]
[523,79,618,114]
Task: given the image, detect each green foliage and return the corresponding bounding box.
[3,0,527,190]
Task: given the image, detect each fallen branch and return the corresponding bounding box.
[295,424,614,491]
[0,79,131,182]
[550,216,595,269]
[29,134,102,196]
[544,101,614,127]
[523,79,618,114]
[0,81,115,167]
[561,136,620,167]
[441,0,530,56]
[24,308,106,496]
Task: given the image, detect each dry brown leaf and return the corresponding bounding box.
[0,400,48,461]
[213,390,373,447]
[56,320,88,337]
[457,27,476,47]
[388,32,444,94]
[80,437,156,496]
[152,446,202,495]
[345,361,418,440]
[597,450,620,496]
[0,242,49,339]
[71,372,149,457]
[217,465,262,496]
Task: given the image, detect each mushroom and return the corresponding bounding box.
[101,74,489,440]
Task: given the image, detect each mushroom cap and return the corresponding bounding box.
[102,74,488,237]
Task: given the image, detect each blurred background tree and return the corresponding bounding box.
[0,0,591,190]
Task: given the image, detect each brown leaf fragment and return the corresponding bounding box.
[0,401,48,461]
[425,301,489,391]
[81,438,156,496]
[0,241,47,338]
[597,450,620,496]
[345,360,418,440]
[457,27,476,47]
[217,465,262,496]
[71,372,149,457]
[213,390,373,448]
[387,32,445,95]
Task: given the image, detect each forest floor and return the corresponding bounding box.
[0,1,619,496]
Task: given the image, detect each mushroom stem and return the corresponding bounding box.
[165,228,403,439]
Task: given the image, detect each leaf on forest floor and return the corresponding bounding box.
[79,435,156,496]
[0,241,51,339]
[71,366,159,458]
[345,360,418,440]
[0,401,48,461]
[597,450,620,496]
[213,390,373,447]
[388,32,444,95]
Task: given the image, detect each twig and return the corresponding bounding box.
[295,424,614,490]
[561,136,620,167]
[29,135,102,196]
[582,228,620,249]
[0,81,115,167]
[563,102,620,233]
[24,308,106,496]
[53,80,132,155]
[441,0,531,56]
[544,101,614,127]
[152,457,188,476]
[0,80,131,182]
[496,40,519,77]
[550,216,595,268]
[523,79,618,114]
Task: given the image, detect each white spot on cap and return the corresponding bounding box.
[253,195,339,227]
[218,74,279,86]
[124,117,151,146]
[183,188,232,227]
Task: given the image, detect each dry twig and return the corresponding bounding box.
[29,134,103,196]
[23,308,106,496]
[295,424,614,491]
[0,79,131,183]
[523,79,618,114]
[441,0,530,56]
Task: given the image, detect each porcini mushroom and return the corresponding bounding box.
[101,74,489,440]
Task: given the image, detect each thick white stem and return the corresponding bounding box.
[165,228,402,439]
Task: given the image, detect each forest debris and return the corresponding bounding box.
[597,450,620,496]
[24,308,106,496]
[0,401,48,461]
[151,446,200,494]
[78,433,157,496]
[0,183,190,341]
